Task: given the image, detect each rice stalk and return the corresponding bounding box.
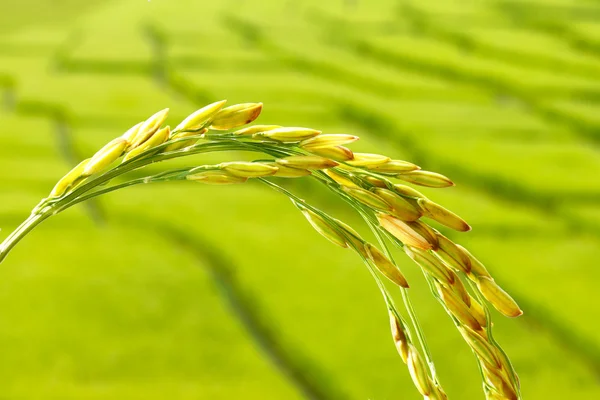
[0,100,523,399]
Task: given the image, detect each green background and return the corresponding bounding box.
[0,0,599,398]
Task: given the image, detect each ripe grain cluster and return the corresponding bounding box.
[0,101,523,400]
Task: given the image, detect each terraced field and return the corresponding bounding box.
[0,0,599,399]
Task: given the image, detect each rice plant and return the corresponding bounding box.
[0,100,523,400]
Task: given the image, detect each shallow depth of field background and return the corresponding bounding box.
[0,0,599,399]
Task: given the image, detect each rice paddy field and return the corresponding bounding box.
[0,0,599,398]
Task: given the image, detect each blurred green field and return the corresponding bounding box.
[0,0,599,399]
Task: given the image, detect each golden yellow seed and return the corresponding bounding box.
[334,163,355,171]
[448,270,471,306]
[263,162,312,178]
[255,127,321,142]
[209,102,263,130]
[175,100,227,131]
[298,207,348,248]
[346,152,391,167]
[186,170,247,185]
[276,155,338,170]
[418,198,471,232]
[335,219,362,241]
[342,186,392,212]
[481,361,513,394]
[459,325,502,369]
[121,121,144,145]
[151,126,172,146]
[389,311,410,363]
[334,218,367,256]
[482,365,518,400]
[392,183,428,199]
[363,176,387,188]
[485,389,508,400]
[406,220,439,249]
[220,161,278,178]
[123,126,171,162]
[129,108,170,149]
[499,358,521,397]
[324,169,358,187]
[365,243,409,288]
[428,384,449,400]
[436,283,482,331]
[300,134,359,149]
[378,214,432,250]
[405,247,455,286]
[396,170,455,188]
[309,146,354,161]
[469,296,488,328]
[83,138,128,176]
[476,277,523,318]
[164,127,208,152]
[407,344,432,396]
[456,244,492,280]
[372,188,422,221]
[234,124,282,135]
[367,160,420,173]
[49,158,91,197]
[434,235,471,274]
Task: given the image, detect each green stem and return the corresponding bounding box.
[0,141,274,263]
[299,171,441,383]
[58,167,198,212]
[0,146,253,263]
[259,179,398,316]
[0,212,51,264]
[358,210,440,381]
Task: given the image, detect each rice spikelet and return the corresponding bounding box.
[365,243,409,288]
